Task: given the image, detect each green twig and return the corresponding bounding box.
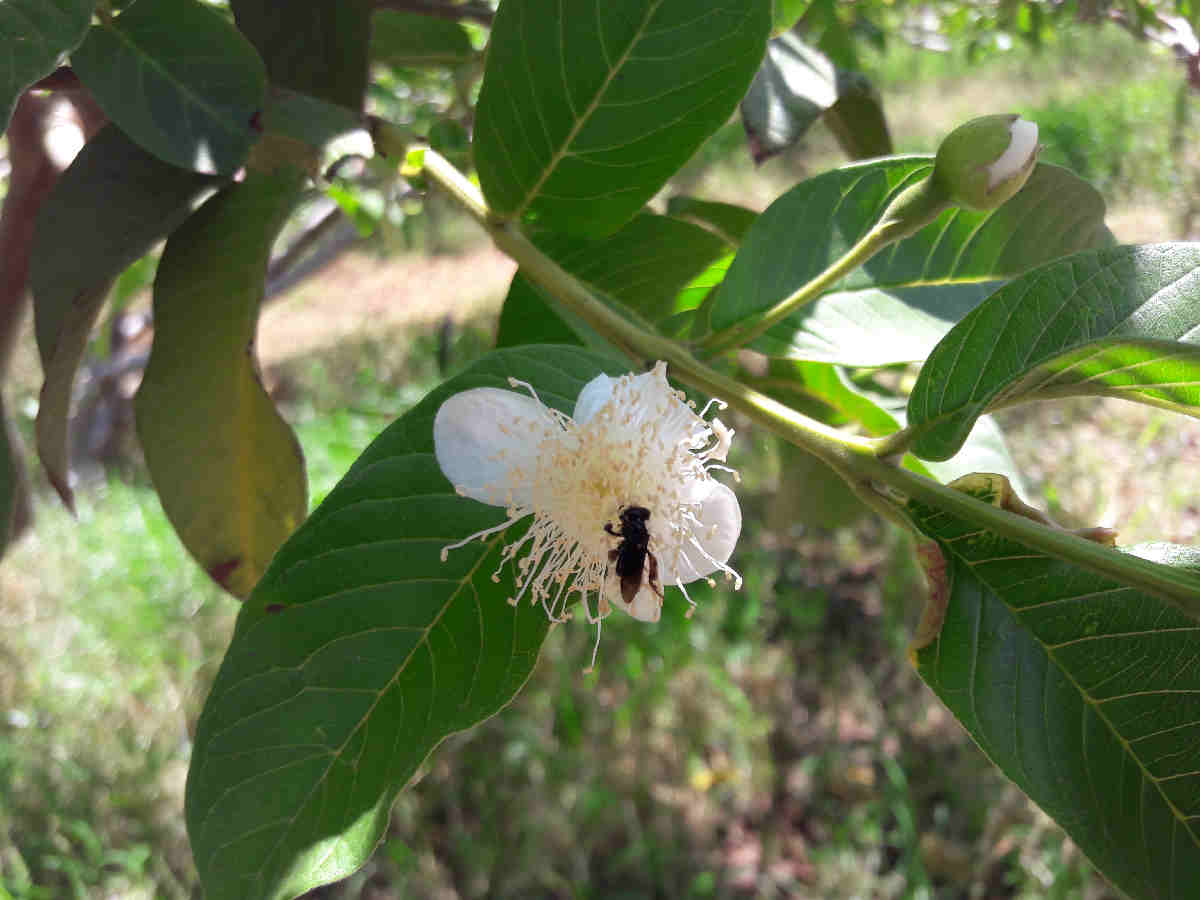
[416,147,1200,611]
[695,177,949,357]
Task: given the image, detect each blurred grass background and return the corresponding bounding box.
[2,22,1200,900]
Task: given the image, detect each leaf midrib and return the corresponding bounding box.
[511,0,664,220]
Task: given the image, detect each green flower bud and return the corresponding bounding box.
[933,114,1039,210]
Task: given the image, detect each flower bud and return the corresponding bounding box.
[933,114,1039,210]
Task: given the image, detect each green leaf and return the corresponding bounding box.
[740,32,890,165]
[259,87,365,156]
[708,159,1113,365]
[474,0,771,237]
[772,0,808,34]
[0,0,93,135]
[822,70,892,161]
[497,212,733,348]
[135,169,308,598]
[805,0,857,71]
[71,0,265,173]
[664,196,758,245]
[495,278,589,349]
[911,492,1200,900]
[31,125,217,506]
[186,346,626,900]
[370,9,475,67]
[750,359,1026,488]
[908,243,1200,461]
[231,0,371,110]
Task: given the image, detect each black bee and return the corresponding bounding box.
[604,506,664,605]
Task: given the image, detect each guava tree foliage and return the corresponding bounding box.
[4,1,1200,898]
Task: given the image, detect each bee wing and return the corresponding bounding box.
[605,578,662,622]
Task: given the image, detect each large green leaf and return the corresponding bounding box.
[231,0,371,110]
[473,0,771,237]
[135,169,307,598]
[908,243,1200,461]
[910,487,1200,900]
[740,31,890,164]
[0,0,93,135]
[496,212,733,348]
[186,347,625,900]
[370,9,475,68]
[71,0,265,173]
[31,125,217,506]
[707,159,1112,365]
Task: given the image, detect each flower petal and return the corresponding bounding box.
[572,373,615,424]
[658,481,741,584]
[433,387,552,508]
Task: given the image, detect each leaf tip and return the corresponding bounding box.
[46,469,76,516]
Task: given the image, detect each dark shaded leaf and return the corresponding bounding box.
[0,0,93,135]
[740,32,890,164]
[71,0,265,173]
[911,485,1200,900]
[0,398,28,556]
[186,346,626,900]
[31,124,218,505]
[474,0,770,236]
[908,243,1200,461]
[260,87,366,158]
[232,0,371,110]
[823,69,892,160]
[135,169,308,598]
[707,159,1112,365]
[371,9,475,68]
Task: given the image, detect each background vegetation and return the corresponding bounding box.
[2,18,1198,900]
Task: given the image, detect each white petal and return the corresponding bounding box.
[572,373,615,424]
[433,388,551,507]
[658,481,741,584]
[987,116,1038,189]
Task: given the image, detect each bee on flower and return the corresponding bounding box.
[433,362,742,667]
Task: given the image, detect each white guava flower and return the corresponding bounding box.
[433,362,742,662]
